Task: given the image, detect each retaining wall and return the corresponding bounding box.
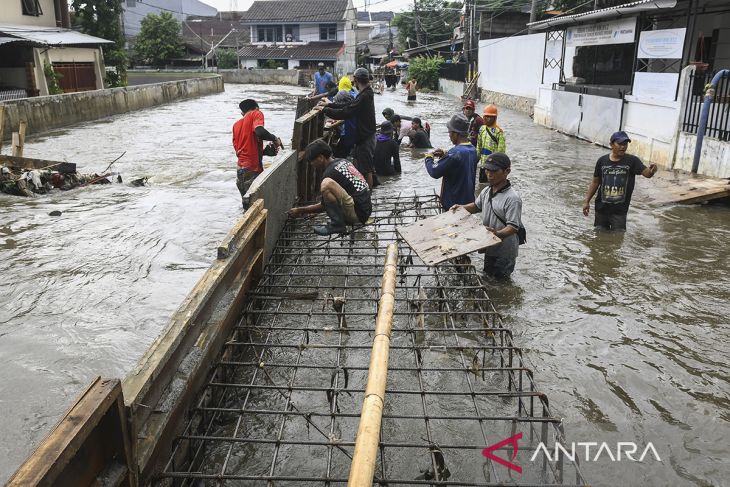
[674,133,730,178]
[220,69,299,86]
[438,78,465,98]
[480,89,536,116]
[0,76,224,141]
[243,149,299,260]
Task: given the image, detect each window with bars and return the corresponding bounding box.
[319,24,336,41]
[21,0,43,16]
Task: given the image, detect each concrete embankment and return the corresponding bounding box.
[0,76,224,140]
[219,69,300,86]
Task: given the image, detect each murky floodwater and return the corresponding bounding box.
[1,84,729,486]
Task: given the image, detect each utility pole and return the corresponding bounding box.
[464,0,472,66]
[413,0,420,46]
[528,0,539,33]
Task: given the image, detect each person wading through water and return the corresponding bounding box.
[232,99,282,210]
[317,67,376,188]
[476,104,506,191]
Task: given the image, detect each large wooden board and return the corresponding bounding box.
[647,171,730,205]
[397,207,501,266]
[0,155,76,174]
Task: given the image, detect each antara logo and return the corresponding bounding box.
[482,433,661,474]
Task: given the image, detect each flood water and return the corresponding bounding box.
[1,84,729,486]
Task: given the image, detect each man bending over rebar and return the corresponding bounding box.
[287,139,372,236]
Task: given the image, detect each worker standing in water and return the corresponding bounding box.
[476,104,506,190]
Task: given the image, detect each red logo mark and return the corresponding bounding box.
[481,432,523,474]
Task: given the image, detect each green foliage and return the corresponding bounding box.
[44,62,64,95]
[259,59,287,69]
[216,48,239,69]
[407,55,444,90]
[133,11,183,66]
[392,1,463,49]
[71,0,128,87]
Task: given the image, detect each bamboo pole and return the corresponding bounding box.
[12,121,26,157]
[348,243,398,487]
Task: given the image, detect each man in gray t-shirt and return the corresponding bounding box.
[450,153,522,278]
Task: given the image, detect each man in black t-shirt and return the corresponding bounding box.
[287,139,372,235]
[582,131,657,230]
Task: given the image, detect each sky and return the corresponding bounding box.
[198,0,414,13]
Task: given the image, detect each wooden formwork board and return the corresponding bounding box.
[7,377,134,487]
[647,171,730,205]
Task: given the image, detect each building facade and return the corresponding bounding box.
[0,0,110,99]
[121,0,217,39]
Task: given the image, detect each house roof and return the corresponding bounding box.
[0,23,112,46]
[182,18,249,50]
[356,11,394,23]
[527,0,676,30]
[238,0,350,23]
[237,41,344,60]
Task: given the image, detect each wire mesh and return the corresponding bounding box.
[157,194,588,486]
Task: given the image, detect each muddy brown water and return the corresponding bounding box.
[0,84,729,486]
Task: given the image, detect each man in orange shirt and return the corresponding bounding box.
[233,99,282,209]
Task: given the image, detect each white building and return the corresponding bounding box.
[235,0,357,74]
[121,0,218,39]
[0,0,111,98]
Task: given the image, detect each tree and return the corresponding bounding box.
[407,55,444,90]
[392,0,463,50]
[71,0,128,87]
[216,48,238,69]
[133,11,183,66]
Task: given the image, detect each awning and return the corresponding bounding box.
[527,0,677,31]
[0,23,112,46]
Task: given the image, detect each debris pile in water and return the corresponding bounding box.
[0,165,114,197]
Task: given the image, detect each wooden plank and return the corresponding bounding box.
[646,171,730,205]
[0,155,76,174]
[7,377,131,487]
[397,207,501,266]
[0,105,5,153]
[12,121,27,157]
[12,132,20,157]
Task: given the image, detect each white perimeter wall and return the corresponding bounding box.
[478,33,545,99]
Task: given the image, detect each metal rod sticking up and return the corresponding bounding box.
[348,243,398,486]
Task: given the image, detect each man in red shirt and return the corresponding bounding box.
[233,99,282,209]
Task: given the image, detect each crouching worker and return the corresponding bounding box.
[287,139,372,236]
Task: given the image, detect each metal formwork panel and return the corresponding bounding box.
[157,194,587,486]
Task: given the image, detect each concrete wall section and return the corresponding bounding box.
[674,133,730,178]
[478,33,545,99]
[0,0,56,26]
[622,96,681,167]
[243,150,299,261]
[438,78,464,98]
[220,69,299,85]
[578,94,622,145]
[480,89,537,116]
[0,76,223,140]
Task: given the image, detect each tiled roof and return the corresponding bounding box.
[182,18,249,49]
[356,11,394,22]
[237,41,344,60]
[238,0,349,22]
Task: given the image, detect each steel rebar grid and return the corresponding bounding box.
[157,194,587,486]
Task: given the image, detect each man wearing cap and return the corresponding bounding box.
[476,104,506,188]
[287,139,372,236]
[317,67,377,187]
[583,131,657,231]
[311,63,334,96]
[373,121,401,176]
[232,99,282,209]
[452,153,523,279]
[463,100,483,147]
[425,113,477,211]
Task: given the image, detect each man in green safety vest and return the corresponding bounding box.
[476,104,506,190]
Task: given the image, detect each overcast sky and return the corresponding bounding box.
[198,0,415,13]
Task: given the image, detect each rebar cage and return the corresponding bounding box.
[158,194,588,486]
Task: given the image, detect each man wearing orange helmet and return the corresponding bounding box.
[476,104,506,187]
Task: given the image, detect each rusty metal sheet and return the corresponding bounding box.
[397,207,501,265]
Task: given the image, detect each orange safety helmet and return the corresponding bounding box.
[483,104,498,117]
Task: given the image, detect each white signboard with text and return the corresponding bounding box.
[566,17,637,47]
[632,72,680,101]
[638,28,686,59]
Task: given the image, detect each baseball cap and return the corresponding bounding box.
[353,67,370,80]
[484,152,511,171]
[610,131,631,144]
[463,99,475,109]
[446,113,469,135]
[317,62,325,68]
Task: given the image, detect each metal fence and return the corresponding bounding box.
[439,62,466,82]
[0,89,28,102]
[682,70,730,141]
